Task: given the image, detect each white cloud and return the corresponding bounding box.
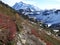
[47,0,60,2]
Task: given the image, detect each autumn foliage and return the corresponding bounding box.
[0,14,16,41]
[31,29,53,45]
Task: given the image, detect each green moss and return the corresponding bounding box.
[6,40,16,45]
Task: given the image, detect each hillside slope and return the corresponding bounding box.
[1,1,60,45]
[0,1,24,31]
[0,1,25,45]
[0,1,46,45]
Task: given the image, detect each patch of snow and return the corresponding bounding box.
[53,30,59,33]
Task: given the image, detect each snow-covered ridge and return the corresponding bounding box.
[12,1,40,11]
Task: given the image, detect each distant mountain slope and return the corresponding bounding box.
[36,10,60,25]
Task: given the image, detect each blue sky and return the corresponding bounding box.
[1,0,60,9]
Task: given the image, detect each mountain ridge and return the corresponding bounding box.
[13,1,40,11]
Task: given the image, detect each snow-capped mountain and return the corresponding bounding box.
[12,1,40,11]
[12,2,60,28]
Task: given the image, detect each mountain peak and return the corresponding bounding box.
[19,1,23,4]
[13,2,40,11]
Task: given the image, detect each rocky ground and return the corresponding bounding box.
[15,20,46,45]
[15,20,60,45]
